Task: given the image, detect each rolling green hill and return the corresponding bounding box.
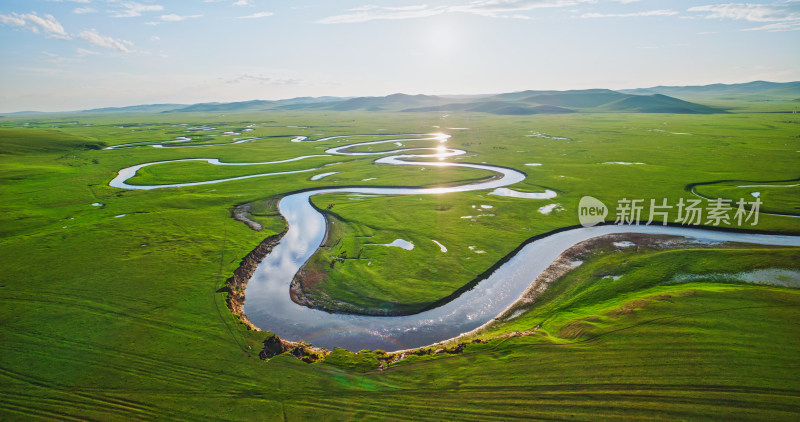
[166,97,346,113]
[0,128,105,154]
[321,93,439,111]
[167,100,275,113]
[82,104,188,113]
[402,101,576,115]
[593,93,725,114]
[400,90,723,115]
[518,89,629,108]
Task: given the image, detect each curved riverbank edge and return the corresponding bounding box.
[219,226,287,331]
[424,220,800,314]
[686,177,800,218]
[290,218,800,317]
[357,231,800,366]
[408,233,764,347]
[218,222,329,362]
[286,197,410,315]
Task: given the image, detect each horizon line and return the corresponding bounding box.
[2,79,798,115]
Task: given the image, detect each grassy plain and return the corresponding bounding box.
[298,112,800,313]
[693,181,800,216]
[1,108,799,419]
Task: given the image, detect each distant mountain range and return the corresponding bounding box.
[150,89,723,115]
[7,81,799,116]
[619,80,800,100]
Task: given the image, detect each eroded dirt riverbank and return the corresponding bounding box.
[220,225,329,362]
[220,228,287,331]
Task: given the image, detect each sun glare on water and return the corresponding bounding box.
[436,144,448,160]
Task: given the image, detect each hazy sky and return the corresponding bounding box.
[1,0,799,111]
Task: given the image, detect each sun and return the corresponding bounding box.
[427,22,459,54]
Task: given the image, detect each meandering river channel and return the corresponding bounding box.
[109,132,800,351]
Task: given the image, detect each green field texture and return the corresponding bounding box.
[694,181,800,216]
[1,108,799,419]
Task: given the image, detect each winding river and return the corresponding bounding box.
[108,131,800,352]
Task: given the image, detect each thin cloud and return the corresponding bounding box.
[450,0,592,18]
[0,12,71,39]
[76,48,100,57]
[581,9,679,18]
[238,12,274,19]
[0,14,25,27]
[110,2,165,18]
[74,7,97,14]
[317,1,603,23]
[744,20,800,31]
[233,0,254,6]
[0,11,141,56]
[39,50,72,64]
[317,5,448,24]
[224,74,303,85]
[145,14,203,25]
[689,1,800,31]
[78,29,133,53]
[689,2,800,22]
[160,14,203,22]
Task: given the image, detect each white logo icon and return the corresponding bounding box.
[578,196,607,227]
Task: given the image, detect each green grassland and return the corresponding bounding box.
[1,107,799,420]
[296,112,800,314]
[693,181,800,216]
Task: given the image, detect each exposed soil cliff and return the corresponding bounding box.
[220,228,287,330]
[259,332,328,363]
[219,221,328,362]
